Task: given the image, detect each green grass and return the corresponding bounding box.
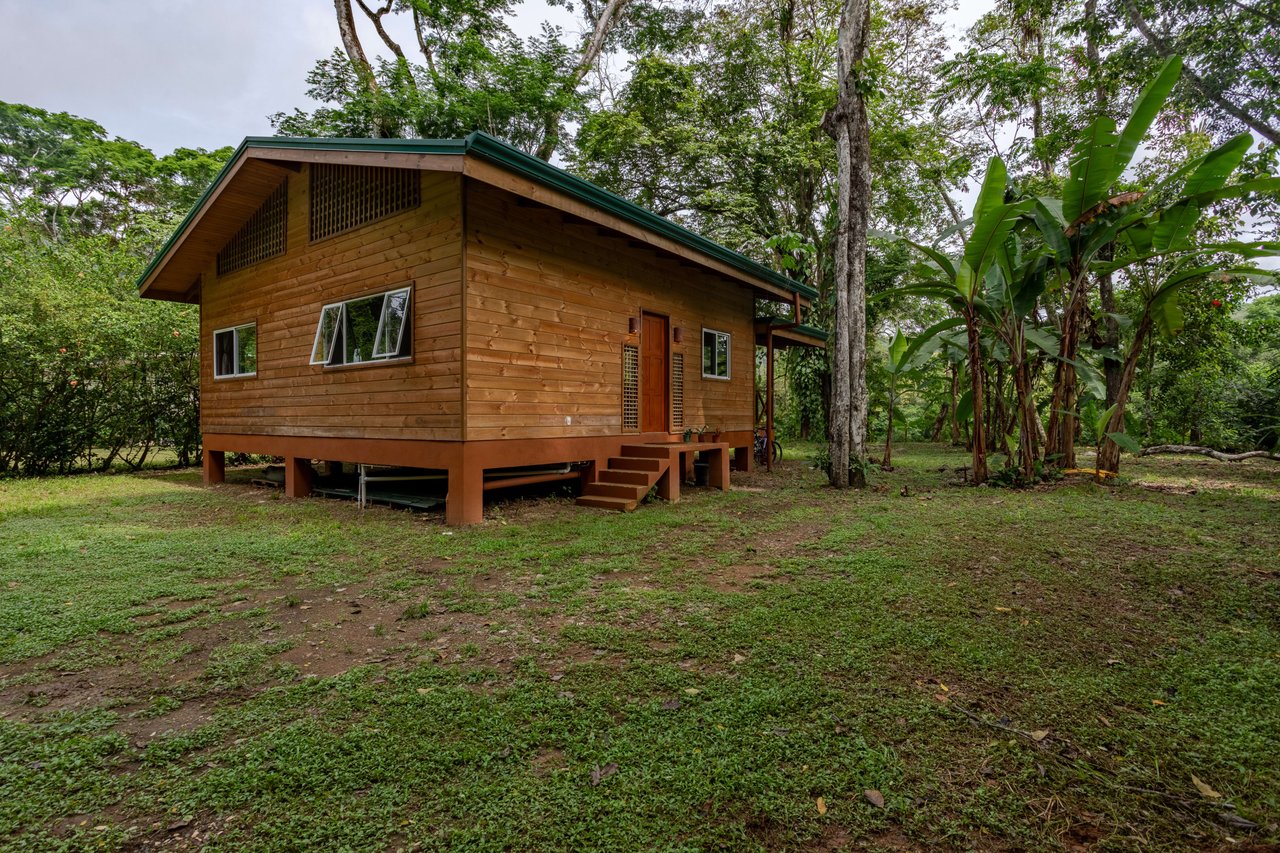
[1,445,1278,850]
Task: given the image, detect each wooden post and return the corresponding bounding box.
[203,450,225,485]
[446,461,484,525]
[708,446,730,490]
[284,457,314,498]
[656,457,681,503]
[766,329,775,473]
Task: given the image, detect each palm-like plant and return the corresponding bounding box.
[1037,56,1280,467]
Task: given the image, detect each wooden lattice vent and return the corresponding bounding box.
[310,164,421,242]
[671,352,684,429]
[216,180,287,276]
[622,345,639,431]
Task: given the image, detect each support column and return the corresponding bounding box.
[284,457,314,498]
[766,330,775,473]
[708,446,730,490]
[656,453,681,503]
[203,450,225,485]
[446,460,485,526]
[732,446,752,472]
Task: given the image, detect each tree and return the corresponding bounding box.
[822,0,873,488]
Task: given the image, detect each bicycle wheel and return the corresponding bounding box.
[772,440,783,463]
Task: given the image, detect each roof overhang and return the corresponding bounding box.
[754,319,828,349]
[137,133,820,306]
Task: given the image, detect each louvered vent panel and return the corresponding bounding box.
[671,352,684,429]
[622,345,639,431]
[216,180,287,276]
[310,164,421,242]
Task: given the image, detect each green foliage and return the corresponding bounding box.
[0,104,205,476]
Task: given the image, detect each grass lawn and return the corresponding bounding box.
[1,443,1278,851]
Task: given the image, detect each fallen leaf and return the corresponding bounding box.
[590,762,618,787]
[684,687,700,695]
[1192,774,1222,799]
[864,789,885,808]
[816,797,827,815]
[994,606,1012,613]
[732,654,746,664]
[1151,699,1167,706]
[933,693,949,703]
[1097,715,1112,728]
[660,698,681,711]
[1030,730,1049,742]
[938,682,949,692]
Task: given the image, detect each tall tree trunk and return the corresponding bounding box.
[535,0,629,160]
[333,0,391,137]
[948,362,961,445]
[1046,266,1088,467]
[822,0,872,488]
[965,319,988,484]
[883,387,895,470]
[1097,311,1156,473]
[1012,357,1039,480]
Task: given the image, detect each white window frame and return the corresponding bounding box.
[212,323,257,379]
[310,286,412,368]
[701,328,731,380]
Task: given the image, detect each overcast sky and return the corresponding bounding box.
[1,0,989,156]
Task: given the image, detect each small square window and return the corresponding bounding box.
[702,329,730,380]
[213,323,257,378]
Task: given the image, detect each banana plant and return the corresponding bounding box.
[876,155,1031,485]
[1036,55,1280,468]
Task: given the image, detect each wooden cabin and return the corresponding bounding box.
[137,133,824,524]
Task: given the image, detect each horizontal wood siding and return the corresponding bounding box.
[464,181,755,441]
[200,168,463,440]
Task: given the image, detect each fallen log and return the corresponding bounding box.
[1139,444,1280,463]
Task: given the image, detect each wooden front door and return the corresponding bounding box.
[640,312,669,433]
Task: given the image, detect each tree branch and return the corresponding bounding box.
[1139,444,1280,462]
[1121,0,1280,145]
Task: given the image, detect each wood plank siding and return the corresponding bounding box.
[463,181,755,441]
[199,168,464,440]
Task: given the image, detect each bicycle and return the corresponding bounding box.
[753,427,783,467]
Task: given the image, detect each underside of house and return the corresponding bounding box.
[137,133,825,524]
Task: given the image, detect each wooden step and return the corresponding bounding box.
[599,468,652,486]
[584,481,648,500]
[620,443,680,459]
[608,456,662,472]
[576,494,638,512]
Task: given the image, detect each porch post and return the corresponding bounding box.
[203,449,225,484]
[446,456,485,526]
[766,329,775,473]
[284,457,314,498]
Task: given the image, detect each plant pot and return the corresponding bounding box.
[693,461,710,486]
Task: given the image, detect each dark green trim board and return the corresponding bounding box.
[136,133,818,301]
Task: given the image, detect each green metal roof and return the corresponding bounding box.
[137,131,819,301]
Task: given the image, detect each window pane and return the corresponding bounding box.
[703,331,715,375]
[343,294,383,364]
[214,330,235,377]
[312,305,341,364]
[236,325,257,375]
[374,288,410,358]
[716,335,729,377]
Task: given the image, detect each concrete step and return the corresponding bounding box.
[576,494,638,512]
[599,468,652,486]
[608,456,662,472]
[584,481,648,500]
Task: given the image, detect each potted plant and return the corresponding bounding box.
[697,426,710,443]
[682,428,693,443]
[708,427,722,443]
